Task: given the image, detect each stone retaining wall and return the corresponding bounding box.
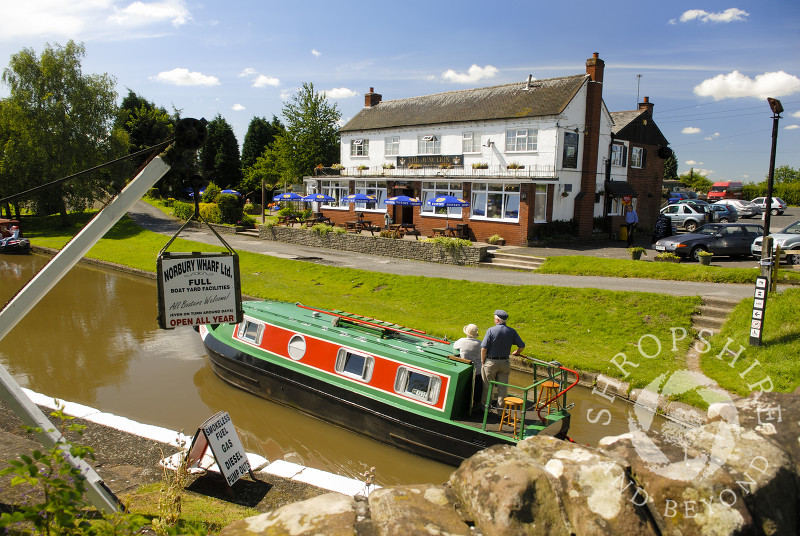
[257,225,489,266]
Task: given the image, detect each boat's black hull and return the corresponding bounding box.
[201,333,552,466]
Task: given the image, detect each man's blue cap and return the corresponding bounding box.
[494,309,508,320]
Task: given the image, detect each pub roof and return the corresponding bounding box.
[339,74,589,133]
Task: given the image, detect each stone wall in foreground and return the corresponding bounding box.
[257,225,489,266]
[220,389,800,535]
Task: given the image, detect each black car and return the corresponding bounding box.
[654,223,764,261]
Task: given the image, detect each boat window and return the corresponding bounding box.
[335,349,374,382]
[237,320,264,345]
[287,335,306,360]
[394,367,441,404]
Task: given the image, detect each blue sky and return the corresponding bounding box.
[1,1,798,183]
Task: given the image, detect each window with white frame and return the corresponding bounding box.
[421,181,463,216]
[385,136,399,156]
[319,180,349,208]
[418,134,441,155]
[608,197,622,216]
[462,132,481,153]
[533,184,547,222]
[350,139,369,157]
[630,147,644,169]
[505,128,538,152]
[611,142,627,167]
[471,183,520,220]
[355,180,387,210]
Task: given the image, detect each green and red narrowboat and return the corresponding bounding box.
[200,300,577,466]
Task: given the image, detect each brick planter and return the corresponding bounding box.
[258,225,488,266]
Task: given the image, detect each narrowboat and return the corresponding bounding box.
[0,219,30,254]
[199,300,577,466]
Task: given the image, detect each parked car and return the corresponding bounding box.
[708,203,738,223]
[655,223,765,261]
[668,192,695,204]
[751,220,800,265]
[751,197,787,216]
[660,203,709,232]
[713,199,761,218]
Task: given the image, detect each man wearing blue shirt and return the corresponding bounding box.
[625,204,639,247]
[480,310,525,411]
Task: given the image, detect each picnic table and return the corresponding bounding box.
[346,220,380,235]
[432,227,457,237]
[277,215,300,226]
[389,223,420,240]
[305,216,332,227]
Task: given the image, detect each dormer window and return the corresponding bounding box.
[418,134,440,155]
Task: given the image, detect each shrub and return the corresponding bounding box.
[311,223,336,236]
[424,236,472,252]
[379,229,401,239]
[472,162,488,169]
[487,234,504,245]
[240,214,256,227]
[145,187,160,199]
[164,197,175,208]
[216,193,243,224]
[172,201,194,221]
[201,181,221,203]
[199,202,222,224]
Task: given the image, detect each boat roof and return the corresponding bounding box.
[242,300,468,375]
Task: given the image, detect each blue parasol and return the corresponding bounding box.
[426,195,470,228]
[384,195,422,206]
[302,193,336,203]
[273,192,304,202]
[221,189,242,197]
[343,193,376,203]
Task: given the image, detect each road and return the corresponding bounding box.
[128,201,767,300]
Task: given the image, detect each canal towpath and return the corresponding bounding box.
[127,201,754,300]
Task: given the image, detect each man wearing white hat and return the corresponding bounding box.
[453,324,482,413]
[480,310,525,412]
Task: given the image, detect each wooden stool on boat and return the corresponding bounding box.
[498,396,524,437]
[536,381,560,415]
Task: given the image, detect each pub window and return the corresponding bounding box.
[611,142,627,167]
[237,319,264,345]
[462,131,481,153]
[470,183,520,221]
[533,184,547,222]
[394,366,441,404]
[505,128,538,152]
[350,139,369,157]
[319,180,349,208]
[385,136,399,156]
[355,180,388,210]
[421,181,463,216]
[335,349,375,382]
[631,147,645,169]
[418,134,441,155]
[562,132,579,169]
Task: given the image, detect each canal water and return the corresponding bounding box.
[1,254,636,486]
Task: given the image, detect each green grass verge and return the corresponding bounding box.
[537,255,800,284]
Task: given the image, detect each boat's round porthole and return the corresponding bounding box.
[287,334,306,360]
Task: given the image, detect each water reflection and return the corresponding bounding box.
[0,254,658,487]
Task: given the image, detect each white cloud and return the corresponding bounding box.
[231,103,245,111]
[678,8,749,24]
[442,64,499,84]
[694,71,800,100]
[786,125,799,130]
[252,74,280,88]
[704,132,720,141]
[685,160,703,166]
[680,167,712,176]
[792,111,800,118]
[151,67,219,86]
[311,49,321,57]
[0,0,192,40]
[239,68,257,78]
[682,127,702,134]
[279,89,294,100]
[109,0,192,28]
[322,87,358,99]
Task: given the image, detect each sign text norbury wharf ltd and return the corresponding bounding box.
[157,252,243,330]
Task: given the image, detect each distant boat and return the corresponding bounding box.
[0,219,30,255]
[199,300,577,466]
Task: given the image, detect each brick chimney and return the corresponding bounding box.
[576,52,605,239]
[365,87,382,108]
[585,52,604,84]
[638,96,654,115]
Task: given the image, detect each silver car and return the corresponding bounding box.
[713,199,761,218]
[659,203,708,232]
[751,197,787,216]
[751,220,800,265]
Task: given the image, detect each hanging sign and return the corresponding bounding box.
[156,251,243,329]
[622,195,632,205]
[186,411,251,488]
[749,276,769,346]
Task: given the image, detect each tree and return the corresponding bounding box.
[773,165,800,184]
[278,82,341,183]
[240,145,284,202]
[663,152,678,183]
[241,115,284,169]
[115,90,174,166]
[679,168,712,193]
[0,41,126,225]
[200,115,242,189]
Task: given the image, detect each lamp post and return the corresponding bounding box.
[750,97,782,347]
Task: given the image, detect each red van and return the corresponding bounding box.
[707,181,743,200]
